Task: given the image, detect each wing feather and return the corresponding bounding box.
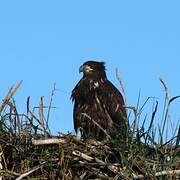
[71,75,128,140]
[97,80,127,121]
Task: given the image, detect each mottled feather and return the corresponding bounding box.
[71,61,127,140]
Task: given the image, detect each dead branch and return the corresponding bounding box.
[16,162,46,180]
[133,170,180,179]
[155,169,180,177]
[0,80,23,113]
[39,96,44,126]
[33,138,66,145]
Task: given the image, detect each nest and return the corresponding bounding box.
[0,81,179,179]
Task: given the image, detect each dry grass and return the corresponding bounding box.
[0,81,179,179]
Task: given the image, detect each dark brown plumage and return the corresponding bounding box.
[71,61,128,140]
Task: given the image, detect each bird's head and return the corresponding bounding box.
[79,61,106,78]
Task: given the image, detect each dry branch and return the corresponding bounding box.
[16,162,46,180]
[39,96,44,126]
[0,80,23,113]
[155,169,180,177]
[33,138,66,145]
[133,170,180,179]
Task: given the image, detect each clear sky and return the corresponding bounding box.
[0,1,179,139]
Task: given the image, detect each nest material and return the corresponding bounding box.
[0,128,179,179]
[0,81,179,179]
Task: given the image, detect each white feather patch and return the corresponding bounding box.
[94,82,99,88]
[115,104,119,112]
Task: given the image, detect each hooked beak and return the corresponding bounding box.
[79,65,93,73]
[79,65,85,73]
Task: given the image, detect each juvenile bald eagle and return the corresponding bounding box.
[71,61,128,140]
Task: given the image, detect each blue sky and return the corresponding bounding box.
[0,1,179,138]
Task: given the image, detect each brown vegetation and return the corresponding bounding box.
[0,81,179,179]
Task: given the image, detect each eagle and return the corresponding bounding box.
[71,61,128,140]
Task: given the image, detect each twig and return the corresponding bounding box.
[29,111,41,125]
[155,169,180,177]
[82,113,111,139]
[0,151,3,180]
[0,140,7,170]
[47,83,56,124]
[133,169,180,179]
[15,162,46,180]
[39,96,44,126]
[33,138,66,145]
[0,170,20,177]
[72,150,94,162]
[132,173,144,179]
[72,150,122,174]
[0,80,23,113]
